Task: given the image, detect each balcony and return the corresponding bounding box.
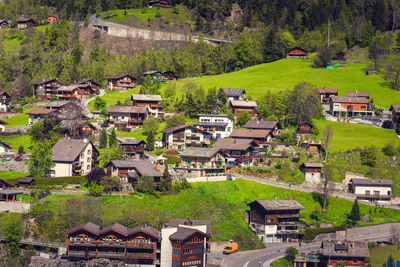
[96,252,124,258]
[127,242,154,249]
[126,253,155,260]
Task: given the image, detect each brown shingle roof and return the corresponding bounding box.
[107,73,136,80]
[213,138,256,151]
[345,92,370,98]
[315,88,338,94]
[230,129,271,139]
[330,96,370,104]
[99,223,130,236]
[180,147,220,158]
[27,109,59,115]
[244,120,279,130]
[251,200,305,211]
[322,240,369,257]
[109,160,162,177]
[65,222,101,236]
[107,105,148,114]
[168,219,211,235]
[161,125,208,135]
[301,162,323,168]
[351,178,393,186]
[128,225,161,239]
[52,139,91,162]
[131,94,162,102]
[119,138,146,145]
[169,227,206,241]
[230,100,257,108]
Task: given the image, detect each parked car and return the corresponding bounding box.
[14,157,24,162]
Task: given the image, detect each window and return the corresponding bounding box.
[365,190,370,195]
[88,150,92,154]
[374,191,380,196]
[81,154,84,159]
[87,165,91,170]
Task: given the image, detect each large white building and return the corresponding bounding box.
[349,178,393,204]
[50,139,99,177]
[193,114,234,140]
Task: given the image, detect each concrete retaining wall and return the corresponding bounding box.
[210,241,227,253]
[187,176,228,183]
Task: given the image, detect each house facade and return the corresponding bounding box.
[349,178,393,204]
[27,109,59,125]
[107,106,148,128]
[0,91,10,111]
[0,140,11,155]
[230,128,272,145]
[66,222,160,265]
[33,78,65,99]
[118,138,146,158]
[212,138,258,165]
[0,120,7,132]
[193,114,234,140]
[230,100,257,116]
[51,139,99,177]
[321,240,369,267]
[223,88,246,102]
[247,199,305,243]
[300,162,323,183]
[161,125,212,150]
[131,94,163,118]
[175,147,225,178]
[107,73,136,91]
[142,70,177,81]
[0,20,9,28]
[17,18,35,28]
[315,88,338,103]
[298,122,313,134]
[244,120,279,137]
[287,47,308,58]
[329,96,373,117]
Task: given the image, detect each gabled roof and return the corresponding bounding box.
[0,178,13,188]
[322,240,369,257]
[198,114,234,120]
[33,78,63,86]
[45,101,77,109]
[0,140,11,149]
[250,200,305,211]
[288,47,308,53]
[0,119,8,125]
[230,129,271,139]
[108,160,162,177]
[119,138,146,145]
[230,100,257,108]
[390,105,400,112]
[52,139,92,162]
[60,120,96,130]
[128,224,161,239]
[107,73,136,80]
[168,219,211,235]
[65,222,101,236]
[351,178,393,186]
[0,90,10,97]
[57,85,79,92]
[143,70,161,75]
[315,88,338,94]
[330,96,370,104]
[107,105,148,114]
[73,79,100,86]
[17,177,35,183]
[131,94,162,102]
[345,92,370,98]
[301,162,323,168]
[213,138,256,151]
[180,147,220,158]
[223,88,246,97]
[27,109,59,115]
[244,120,279,130]
[17,18,34,23]
[299,122,313,127]
[161,125,208,135]
[169,227,207,241]
[99,223,130,236]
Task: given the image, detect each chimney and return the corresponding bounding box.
[155,163,160,171]
[274,194,277,200]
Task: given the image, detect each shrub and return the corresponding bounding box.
[164,155,181,165]
[383,142,396,157]
[360,145,377,167]
[285,247,298,262]
[88,182,103,197]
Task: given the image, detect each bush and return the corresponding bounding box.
[383,142,396,157]
[88,182,103,197]
[303,227,335,241]
[277,132,296,146]
[360,145,377,167]
[285,247,298,262]
[164,155,181,165]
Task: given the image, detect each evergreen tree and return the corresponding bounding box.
[146,130,155,151]
[204,88,217,113]
[109,128,117,147]
[348,199,360,225]
[99,129,108,148]
[217,88,227,112]
[184,93,197,118]
[161,163,172,192]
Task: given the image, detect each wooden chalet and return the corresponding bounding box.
[0,178,22,202]
[321,240,369,267]
[161,125,212,150]
[66,222,160,265]
[315,88,338,103]
[33,78,65,99]
[142,70,177,81]
[27,108,60,125]
[145,0,173,8]
[118,138,146,158]
[247,199,305,243]
[107,105,148,128]
[212,138,258,165]
[0,90,10,112]
[60,120,96,139]
[131,94,163,117]
[298,122,313,134]
[345,91,370,100]
[72,79,100,96]
[0,20,9,28]
[0,178,12,190]
[300,141,323,153]
[17,178,35,188]
[390,104,400,133]
[16,18,35,28]
[45,101,81,112]
[107,73,137,91]
[46,15,57,24]
[287,47,308,58]
[244,120,279,137]
[230,128,272,145]
[230,100,257,116]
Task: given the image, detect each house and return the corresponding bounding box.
[298,122,313,134]
[145,0,173,8]
[193,114,234,140]
[0,20,9,28]
[50,139,99,177]
[300,162,323,183]
[174,147,225,178]
[247,199,305,243]
[0,91,10,112]
[212,138,258,166]
[33,78,65,99]
[161,125,212,150]
[349,178,393,204]
[131,94,163,118]
[107,105,148,128]
[223,88,246,102]
[230,100,257,116]
[329,96,373,117]
[161,70,178,81]
[105,160,163,187]
[345,92,370,100]
[60,120,96,139]
[301,141,323,153]
[16,18,35,29]
[45,101,81,112]
[161,219,211,267]
[46,15,57,24]
[0,120,8,132]
[142,70,177,81]
[315,88,338,103]
[244,120,280,137]
[17,178,35,188]
[321,240,369,267]
[390,104,400,133]
[287,47,308,58]
[118,138,146,158]
[27,109,60,125]
[0,140,11,155]
[66,222,160,265]
[107,73,137,91]
[0,178,12,189]
[293,253,321,267]
[230,128,272,145]
[72,79,100,96]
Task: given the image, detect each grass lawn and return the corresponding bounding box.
[0,134,33,152]
[170,59,399,109]
[271,258,291,267]
[313,119,399,152]
[88,88,140,111]
[4,113,28,128]
[116,121,166,140]
[0,170,28,179]
[369,246,400,267]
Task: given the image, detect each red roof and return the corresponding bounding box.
[0,119,8,125]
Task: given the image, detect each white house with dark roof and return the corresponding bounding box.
[300,162,323,183]
[0,140,11,155]
[193,114,234,140]
[223,88,246,102]
[349,178,393,204]
[50,139,99,177]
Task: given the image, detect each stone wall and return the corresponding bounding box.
[0,202,30,213]
[0,161,29,173]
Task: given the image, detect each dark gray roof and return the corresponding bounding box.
[244,120,279,130]
[322,240,369,257]
[198,114,233,120]
[193,121,228,127]
[99,223,130,236]
[230,100,257,108]
[168,219,211,235]
[0,140,11,149]
[109,160,162,177]
[345,92,370,98]
[213,138,256,151]
[230,129,271,139]
[52,139,91,162]
[109,160,137,168]
[131,94,162,102]
[45,101,74,109]
[119,138,146,145]
[180,147,220,158]
[351,178,393,186]
[161,125,208,135]
[169,227,205,241]
[330,96,370,104]
[223,88,246,97]
[301,162,323,168]
[65,222,101,235]
[107,105,148,114]
[107,73,136,80]
[251,200,305,211]
[128,225,161,239]
[0,190,22,195]
[17,177,34,183]
[17,18,34,23]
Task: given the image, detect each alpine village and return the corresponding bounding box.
[0,0,399,267]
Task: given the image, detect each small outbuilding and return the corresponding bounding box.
[17,177,35,188]
[298,122,313,134]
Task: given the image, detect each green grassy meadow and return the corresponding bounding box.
[4,113,28,128]
[369,246,400,267]
[88,88,140,111]
[0,134,33,152]
[0,170,28,179]
[313,119,399,153]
